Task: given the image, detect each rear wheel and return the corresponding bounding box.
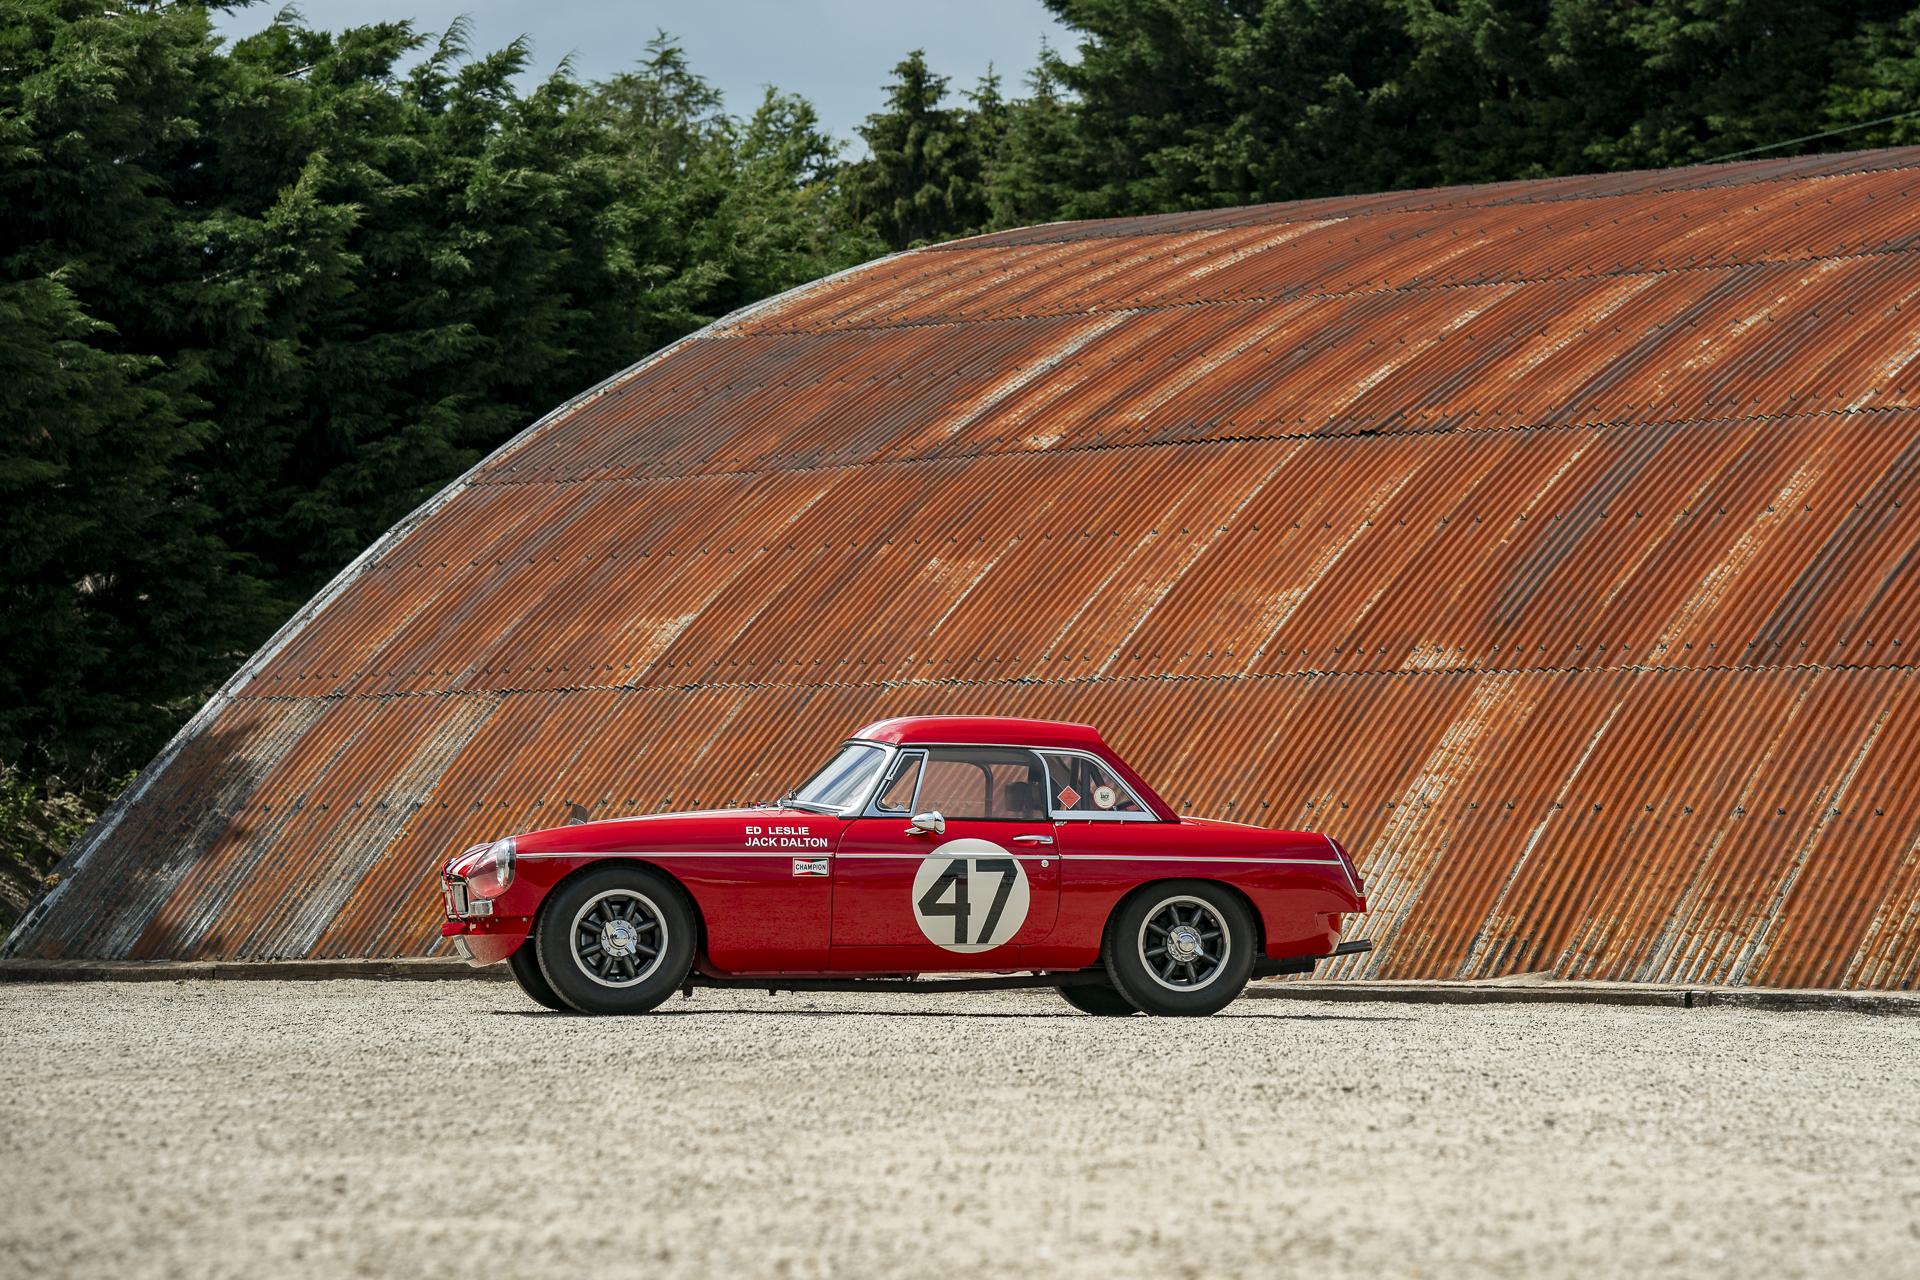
[506,939,568,1011]
[1104,881,1254,1017]
[535,864,696,1015]
[1056,981,1139,1016]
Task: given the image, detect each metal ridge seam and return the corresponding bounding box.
[219,659,1914,707]
[462,404,1910,491]
[0,245,933,958]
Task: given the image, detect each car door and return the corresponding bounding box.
[832,745,1061,971]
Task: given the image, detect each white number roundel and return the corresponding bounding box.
[910,838,1031,953]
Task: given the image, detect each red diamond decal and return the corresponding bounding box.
[1058,787,1080,808]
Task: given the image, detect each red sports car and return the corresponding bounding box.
[440,716,1368,1016]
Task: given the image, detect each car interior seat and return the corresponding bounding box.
[1002,778,1046,819]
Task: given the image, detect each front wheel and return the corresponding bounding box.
[535,864,696,1015]
[1104,881,1255,1017]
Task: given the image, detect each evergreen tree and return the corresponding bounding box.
[990,0,1920,221]
[0,2,274,782]
[0,2,880,930]
[844,52,1002,248]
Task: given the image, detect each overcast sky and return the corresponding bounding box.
[214,2,1076,154]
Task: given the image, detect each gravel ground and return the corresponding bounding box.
[3,980,1917,1280]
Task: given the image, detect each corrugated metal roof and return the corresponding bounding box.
[13,148,1920,989]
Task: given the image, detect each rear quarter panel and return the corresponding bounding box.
[1024,818,1363,969]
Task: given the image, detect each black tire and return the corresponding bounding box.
[534,863,696,1015]
[506,939,569,1011]
[1104,880,1255,1017]
[1056,981,1140,1016]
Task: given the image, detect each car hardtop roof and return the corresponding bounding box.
[851,716,1107,752]
[849,716,1179,822]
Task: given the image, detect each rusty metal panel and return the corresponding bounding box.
[119,691,505,960]
[9,698,330,960]
[429,254,1920,498]
[235,416,1920,704]
[747,165,1920,332]
[940,147,1920,251]
[15,150,1920,989]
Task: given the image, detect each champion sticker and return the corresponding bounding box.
[1057,786,1081,809]
[910,838,1031,953]
[793,858,828,876]
[1093,784,1118,810]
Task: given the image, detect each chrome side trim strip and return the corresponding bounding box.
[519,850,1341,865]
[1063,855,1344,865]
[1325,833,1363,895]
[833,852,1049,861]
[805,851,1341,865]
[517,851,823,860]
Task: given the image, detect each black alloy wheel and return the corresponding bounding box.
[1055,981,1140,1016]
[535,863,696,1015]
[507,938,569,1011]
[1104,880,1255,1017]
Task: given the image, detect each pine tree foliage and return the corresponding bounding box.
[1,4,272,792]
[0,3,881,928]
[989,0,1920,222]
[843,51,1007,249]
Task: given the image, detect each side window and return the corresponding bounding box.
[874,752,925,812]
[1040,752,1149,818]
[917,747,1048,821]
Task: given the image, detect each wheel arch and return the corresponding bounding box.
[1100,876,1265,961]
[538,856,711,960]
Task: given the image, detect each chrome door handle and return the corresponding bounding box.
[1012,834,1054,845]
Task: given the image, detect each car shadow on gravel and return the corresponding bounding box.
[1243,1012,1416,1022]
[487,1007,1414,1021]
[490,1008,1090,1019]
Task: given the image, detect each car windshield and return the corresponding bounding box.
[787,742,889,814]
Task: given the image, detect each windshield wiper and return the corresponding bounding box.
[779,788,837,815]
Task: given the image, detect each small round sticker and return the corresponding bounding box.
[910,838,1031,953]
[1093,784,1118,810]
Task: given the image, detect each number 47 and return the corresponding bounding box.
[918,858,1016,946]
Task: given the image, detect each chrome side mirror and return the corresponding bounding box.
[907,810,946,835]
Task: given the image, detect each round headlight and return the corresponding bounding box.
[465,837,515,899]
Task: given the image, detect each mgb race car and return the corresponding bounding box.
[440,717,1370,1016]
